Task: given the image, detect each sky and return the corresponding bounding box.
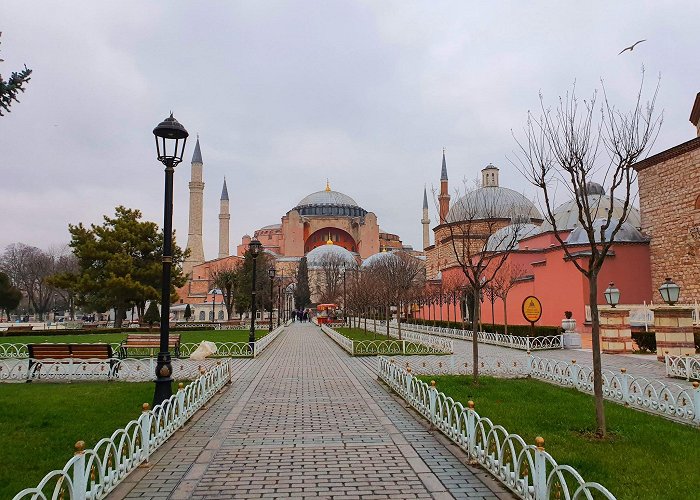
[1,1,699,257]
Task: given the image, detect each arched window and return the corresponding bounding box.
[199,311,205,320]
[209,311,214,321]
[218,310,225,320]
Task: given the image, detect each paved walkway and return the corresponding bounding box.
[113,323,511,499]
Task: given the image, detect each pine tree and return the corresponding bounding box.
[0,33,32,116]
[184,303,192,321]
[144,301,160,332]
[294,257,311,310]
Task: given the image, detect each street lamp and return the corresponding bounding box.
[276,272,283,327]
[604,282,620,308]
[268,266,276,331]
[152,112,188,407]
[659,277,681,306]
[341,265,347,325]
[248,239,262,348]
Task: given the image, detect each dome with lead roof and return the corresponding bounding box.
[305,242,357,268]
[291,183,368,217]
[446,187,542,223]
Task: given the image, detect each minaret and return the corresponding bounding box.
[183,137,205,276]
[438,148,451,223]
[218,178,230,259]
[421,186,431,250]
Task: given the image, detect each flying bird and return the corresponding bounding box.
[618,39,646,55]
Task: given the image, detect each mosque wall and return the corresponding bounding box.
[635,138,700,303]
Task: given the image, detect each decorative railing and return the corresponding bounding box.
[359,321,454,353]
[665,355,700,381]
[12,362,231,500]
[378,357,616,500]
[0,342,28,358]
[321,325,452,356]
[253,325,284,357]
[391,354,530,377]
[387,320,563,350]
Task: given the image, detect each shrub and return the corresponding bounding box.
[632,332,656,353]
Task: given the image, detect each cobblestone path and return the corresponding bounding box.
[112,323,511,499]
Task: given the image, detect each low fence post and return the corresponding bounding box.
[693,382,700,425]
[533,436,547,500]
[402,340,406,354]
[620,368,630,403]
[140,403,151,462]
[466,401,476,462]
[525,351,533,376]
[686,354,692,381]
[429,380,438,425]
[177,383,186,422]
[569,360,579,387]
[560,334,564,349]
[526,336,531,351]
[405,366,413,397]
[72,441,87,500]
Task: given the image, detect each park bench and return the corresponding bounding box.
[6,325,33,333]
[119,333,181,358]
[27,343,117,379]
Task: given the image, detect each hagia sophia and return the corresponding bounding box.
[174,93,700,340]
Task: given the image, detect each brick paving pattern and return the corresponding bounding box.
[112,323,511,499]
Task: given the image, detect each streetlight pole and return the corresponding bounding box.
[152,113,188,407]
[342,267,347,326]
[268,266,276,331]
[248,239,262,350]
[211,291,216,322]
[277,272,282,327]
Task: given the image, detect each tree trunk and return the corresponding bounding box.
[503,296,508,335]
[385,304,390,338]
[491,299,495,331]
[397,296,402,340]
[472,287,480,384]
[115,305,126,328]
[588,276,607,438]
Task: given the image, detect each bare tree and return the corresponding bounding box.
[315,253,355,305]
[437,182,530,383]
[492,262,528,335]
[514,75,661,438]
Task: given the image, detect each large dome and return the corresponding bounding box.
[361,251,398,269]
[446,187,542,223]
[566,218,646,245]
[305,243,357,268]
[541,194,641,232]
[292,187,367,217]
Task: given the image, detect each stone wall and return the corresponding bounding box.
[637,141,700,303]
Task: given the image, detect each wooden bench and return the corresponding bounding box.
[7,325,33,333]
[27,343,117,378]
[120,334,181,358]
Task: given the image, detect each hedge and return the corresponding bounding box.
[405,318,561,337]
[632,331,700,353]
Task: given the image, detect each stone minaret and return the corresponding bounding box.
[421,186,431,250]
[218,178,230,259]
[183,137,205,277]
[438,149,451,223]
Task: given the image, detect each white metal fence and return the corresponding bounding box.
[12,362,231,500]
[378,357,616,500]
[366,319,563,350]
[321,325,452,356]
[355,321,454,353]
[665,355,700,382]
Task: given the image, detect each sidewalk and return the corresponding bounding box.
[112,323,511,499]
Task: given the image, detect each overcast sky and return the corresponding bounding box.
[1,1,699,257]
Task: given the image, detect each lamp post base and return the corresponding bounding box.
[153,351,173,407]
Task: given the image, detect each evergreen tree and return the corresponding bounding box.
[294,257,311,310]
[144,301,160,332]
[0,33,32,116]
[184,303,192,321]
[0,271,22,320]
[233,250,272,318]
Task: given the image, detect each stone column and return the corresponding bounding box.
[599,307,633,354]
[653,306,695,361]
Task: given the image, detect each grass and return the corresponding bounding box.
[418,375,700,500]
[0,329,271,345]
[335,327,444,356]
[0,382,169,498]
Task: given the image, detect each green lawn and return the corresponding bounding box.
[0,329,270,345]
[0,382,169,498]
[335,327,444,356]
[419,375,700,500]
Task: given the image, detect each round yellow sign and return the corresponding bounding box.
[521,296,542,324]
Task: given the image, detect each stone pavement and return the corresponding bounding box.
[112,323,512,499]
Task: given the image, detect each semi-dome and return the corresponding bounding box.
[541,194,641,232]
[566,218,646,245]
[446,187,542,223]
[305,242,357,268]
[485,224,541,252]
[292,184,367,217]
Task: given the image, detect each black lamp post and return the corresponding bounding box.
[277,272,283,327]
[248,239,262,348]
[342,265,347,325]
[268,266,276,331]
[152,113,188,407]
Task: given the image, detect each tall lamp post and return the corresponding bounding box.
[268,266,276,331]
[152,113,188,407]
[342,265,347,325]
[277,272,283,327]
[248,239,262,349]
